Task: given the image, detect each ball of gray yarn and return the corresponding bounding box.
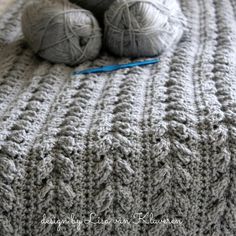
[104,0,187,57]
[21,0,102,66]
[69,0,116,20]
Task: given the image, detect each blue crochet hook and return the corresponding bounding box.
[73,58,160,76]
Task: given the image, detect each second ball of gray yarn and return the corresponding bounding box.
[21,0,102,66]
[104,0,187,57]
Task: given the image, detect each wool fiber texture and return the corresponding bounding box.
[21,0,102,66]
[0,0,236,235]
[104,0,187,57]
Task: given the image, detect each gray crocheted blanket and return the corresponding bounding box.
[0,0,236,235]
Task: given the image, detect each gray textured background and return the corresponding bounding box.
[0,0,236,235]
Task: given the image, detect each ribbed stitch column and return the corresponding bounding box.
[0,0,236,235]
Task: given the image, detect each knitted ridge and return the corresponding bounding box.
[0,0,15,19]
[0,0,236,235]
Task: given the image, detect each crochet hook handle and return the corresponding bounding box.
[73,58,160,75]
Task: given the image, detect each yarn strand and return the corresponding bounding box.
[104,0,187,57]
[21,0,102,66]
